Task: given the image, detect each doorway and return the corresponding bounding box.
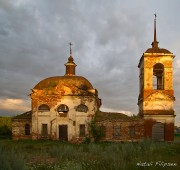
[59,125,68,141]
[152,123,164,141]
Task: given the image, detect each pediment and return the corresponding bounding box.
[145,91,174,101]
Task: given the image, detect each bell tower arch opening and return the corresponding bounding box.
[153,63,164,90]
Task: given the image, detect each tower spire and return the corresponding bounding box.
[69,42,72,56]
[152,13,159,48]
[64,42,77,76]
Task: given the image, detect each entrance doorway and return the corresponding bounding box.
[59,125,68,141]
[152,123,164,141]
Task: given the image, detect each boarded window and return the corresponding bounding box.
[79,124,85,137]
[76,104,88,113]
[25,124,30,135]
[129,126,135,138]
[152,123,164,141]
[113,126,120,137]
[38,104,50,111]
[41,124,48,136]
[100,125,106,137]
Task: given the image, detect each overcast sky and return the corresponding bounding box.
[0,0,180,126]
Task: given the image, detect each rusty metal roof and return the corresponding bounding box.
[33,76,93,90]
[12,111,32,120]
[145,47,171,54]
[95,111,134,122]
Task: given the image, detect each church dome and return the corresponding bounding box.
[34,76,93,90]
[33,76,95,95]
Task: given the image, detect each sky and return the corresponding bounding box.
[0,0,180,126]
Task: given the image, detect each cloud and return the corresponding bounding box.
[0,98,30,112]
[0,0,180,126]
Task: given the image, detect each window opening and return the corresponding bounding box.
[113,126,121,137]
[79,124,85,137]
[38,104,50,111]
[76,104,88,113]
[42,124,48,136]
[129,126,135,138]
[25,124,30,135]
[153,63,164,90]
[57,104,69,114]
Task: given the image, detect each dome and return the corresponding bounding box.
[33,76,94,95]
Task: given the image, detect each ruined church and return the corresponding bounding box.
[12,16,175,142]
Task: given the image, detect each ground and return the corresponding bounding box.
[0,137,180,170]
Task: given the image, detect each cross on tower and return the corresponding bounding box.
[69,42,73,55]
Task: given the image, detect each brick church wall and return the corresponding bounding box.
[96,119,144,142]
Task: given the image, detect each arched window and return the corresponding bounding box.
[38,104,50,111]
[76,104,88,113]
[25,124,30,135]
[153,63,164,90]
[57,104,69,114]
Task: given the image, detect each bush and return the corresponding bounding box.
[89,118,105,142]
[0,125,12,138]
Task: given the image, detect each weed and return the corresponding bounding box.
[0,139,180,170]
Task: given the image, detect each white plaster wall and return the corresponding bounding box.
[143,100,174,111]
[32,95,98,140]
[144,115,174,124]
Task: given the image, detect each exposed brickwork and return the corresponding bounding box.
[12,119,32,140]
[144,119,156,138]
[164,122,174,141]
[144,119,174,142]
[96,119,144,142]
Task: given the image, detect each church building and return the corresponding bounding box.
[12,15,175,142]
[12,44,101,142]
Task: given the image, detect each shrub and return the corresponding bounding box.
[0,125,12,138]
[89,118,105,142]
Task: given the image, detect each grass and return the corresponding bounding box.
[0,138,180,170]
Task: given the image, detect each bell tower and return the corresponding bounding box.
[138,15,175,141]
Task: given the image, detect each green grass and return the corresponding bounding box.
[0,139,180,170]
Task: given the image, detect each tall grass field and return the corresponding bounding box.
[0,138,180,170]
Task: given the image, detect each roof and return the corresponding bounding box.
[12,111,32,120]
[33,76,93,90]
[145,47,171,54]
[32,76,95,96]
[95,111,136,122]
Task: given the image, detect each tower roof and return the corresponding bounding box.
[145,14,171,54]
[64,42,77,76]
[151,13,159,48]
